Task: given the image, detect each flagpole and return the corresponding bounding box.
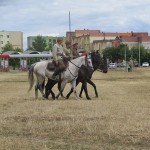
[69,11,72,54]
[69,11,71,34]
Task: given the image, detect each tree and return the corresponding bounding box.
[32,35,47,52]
[131,45,149,64]
[102,44,131,62]
[2,43,14,53]
[2,43,23,69]
[14,47,22,53]
[45,43,53,51]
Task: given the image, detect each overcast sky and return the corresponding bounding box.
[1,0,150,50]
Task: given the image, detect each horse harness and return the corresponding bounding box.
[67,57,90,81]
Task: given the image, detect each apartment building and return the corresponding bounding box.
[67,29,150,53]
[72,31,119,51]
[93,40,114,53]
[27,36,66,50]
[0,31,23,53]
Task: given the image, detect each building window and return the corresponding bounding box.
[0,35,3,38]
[53,40,56,44]
[7,41,9,43]
[1,41,3,44]
[49,39,52,42]
[7,35,9,38]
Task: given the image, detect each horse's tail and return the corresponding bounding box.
[28,64,35,92]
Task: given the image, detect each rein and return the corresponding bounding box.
[68,56,90,68]
[67,60,80,78]
[67,56,91,80]
[68,68,78,78]
[68,60,80,68]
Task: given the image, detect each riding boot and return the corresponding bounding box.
[52,68,60,81]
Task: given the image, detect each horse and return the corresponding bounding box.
[73,53,108,99]
[28,55,93,100]
[45,52,108,100]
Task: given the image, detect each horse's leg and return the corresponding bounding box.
[82,81,91,100]
[41,79,45,98]
[45,84,50,99]
[45,79,57,100]
[36,75,45,99]
[58,80,65,98]
[56,80,66,99]
[79,82,84,98]
[35,81,39,99]
[66,88,73,99]
[66,80,80,99]
[87,78,98,97]
[34,81,44,99]
[39,81,46,99]
[71,79,79,100]
[50,90,56,100]
[57,73,64,98]
[45,87,55,100]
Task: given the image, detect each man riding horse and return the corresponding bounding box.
[51,38,68,80]
[72,43,80,59]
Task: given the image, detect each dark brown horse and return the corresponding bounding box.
[45,52,108,100]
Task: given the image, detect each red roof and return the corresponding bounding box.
[0,54,10,58]
[75,30,100,36]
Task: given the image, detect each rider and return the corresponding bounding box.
[72,43,80,59]
[52,37,68,80]
[63,41,71,56]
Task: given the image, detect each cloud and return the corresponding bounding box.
[0,0,150,50]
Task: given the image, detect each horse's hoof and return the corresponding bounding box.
[95,95,98,98]
[42,97,47,100]
[87,97,91,100]
[44,96,49,100]
[75,97,80,100]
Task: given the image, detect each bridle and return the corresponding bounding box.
[67,56,91,79]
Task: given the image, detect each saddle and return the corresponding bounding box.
[47,57,70,71]
[47,61,55,71]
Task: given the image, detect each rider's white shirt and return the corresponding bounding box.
[52,43,65,61]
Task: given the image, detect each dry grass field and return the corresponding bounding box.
[0,68,150,150]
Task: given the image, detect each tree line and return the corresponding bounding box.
[1,36,150,67]
[102,44,150,65]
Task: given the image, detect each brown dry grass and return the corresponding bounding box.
[0,68,150,150]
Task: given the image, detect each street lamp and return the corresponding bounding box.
[118,37,127,71]
[121,38,127,71]
[124,43,127,70]
[139,42,141,67]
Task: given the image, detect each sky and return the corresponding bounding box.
[1,0,150,50]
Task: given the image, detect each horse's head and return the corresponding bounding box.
[91,52,108,73]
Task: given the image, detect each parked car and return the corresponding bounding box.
[134,62,139,67]
[117,63,124,67]
[109,63,117,69]
[142,62,149,67]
